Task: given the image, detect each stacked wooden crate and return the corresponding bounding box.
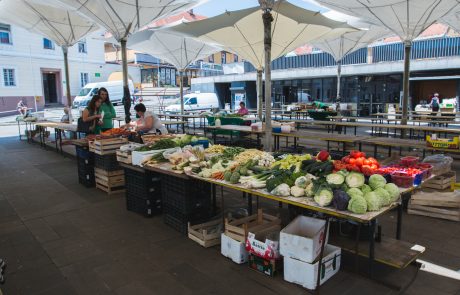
[91,138,128,194]
[408,190,460,221]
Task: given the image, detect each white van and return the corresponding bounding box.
[165,92,219,113]
[72,80,134,108]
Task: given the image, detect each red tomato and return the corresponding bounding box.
[367,157,378,165]
[355,157,364,166]
[350,150,361,159]
[349,158,356,165]
[370,164,378,170]
[350,165,361,172]
[359,152,366,158]
[342,156,351,163]
[363,159,371,166]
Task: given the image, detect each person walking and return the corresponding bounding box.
[430,93,440,113]
[98,87,116,132]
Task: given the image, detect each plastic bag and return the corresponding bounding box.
[162,147,182,160]
[422,154,453,174]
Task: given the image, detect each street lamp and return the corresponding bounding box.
[259,0,274,152]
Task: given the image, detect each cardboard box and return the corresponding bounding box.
[284,244,341,290]
[245,231,280,260]
[221,233,248,264]
[280,215,329,263]
[248,253,281,277]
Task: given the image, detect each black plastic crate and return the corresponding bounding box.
[163,204,211,234]
[161,174,211,214]
[76,145,94,161]
[78,174,95,187]
[126,193,161,217]
[94,154,120,171]
[124,168,162,199]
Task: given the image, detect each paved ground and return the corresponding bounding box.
[0,137,459,295]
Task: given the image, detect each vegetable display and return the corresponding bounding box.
[147,143,403,215]
[334,151,380,175]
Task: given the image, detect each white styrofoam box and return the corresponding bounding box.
[221,233,248,264]
[284,244,341,290]
[280,215,329,263]
[131,150,163,166]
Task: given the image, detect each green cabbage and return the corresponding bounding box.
[314,187,334,207]
[364,191,381,211]
[305,182,315,197]
[369,174,387,190]
[347,187,364,199]
[326,173,345,188]
[360,184,372,194]
[374,187,391,206]
[346,172,365,188]
[384,183,400,202]
[348,195,367,214]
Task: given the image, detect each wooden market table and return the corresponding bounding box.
[272,130,373,154]
[29,121,78,153]
[135,160,425,284]
[204,125,264,147]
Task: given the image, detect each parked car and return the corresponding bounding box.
[165,93,219,113]
[72,80,134,108]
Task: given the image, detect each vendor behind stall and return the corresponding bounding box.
[237,101,249,116]
[126,103,168,135]
[98,87,116,131]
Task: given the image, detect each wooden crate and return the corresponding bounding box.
[188,219,223,248]
[116,150,132,164]
[95,168,125,194]
[225,209,281,243]
[408,190,460,221]
[91,138,128,155]
[422,171,456,190]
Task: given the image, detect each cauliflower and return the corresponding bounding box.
[294,176,308,189]
[305,182,315,197]
[290,186,305,197]
[271,183,291,197]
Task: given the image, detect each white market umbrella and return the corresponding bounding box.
[172,1,355,150]
[441,10,460,32]
[311,0,460,126]
[127,27,220,114]
[312,11,390,109]
[57,0,209,122]
[0,0,98,108]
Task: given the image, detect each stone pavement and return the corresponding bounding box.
[0,137,459,295]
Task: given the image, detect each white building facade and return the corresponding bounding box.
[0,23,140,116]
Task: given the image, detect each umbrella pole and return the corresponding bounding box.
[257,69,263,121]
[401,41,412,135]
[62,46,72,108]
[121,38,131,123]
[261,3,274,152]
[336,60,341,113]
[179,70,184,115]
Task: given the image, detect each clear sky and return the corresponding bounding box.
[193,0,325,17]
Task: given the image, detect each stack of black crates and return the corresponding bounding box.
[76,145,95,187]
[161,174,212,234]
[124,167,162,217]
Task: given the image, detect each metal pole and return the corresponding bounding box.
[261,4,273,152]
[256,68,263,121]
[179,70,184,115]
[121,38,131,123]
[401,41,412,133]
[336,60,342,113]
[62,46,72,108]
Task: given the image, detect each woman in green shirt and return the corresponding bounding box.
[98,87,116,131]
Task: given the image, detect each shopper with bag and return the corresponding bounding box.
[78,95,102,134]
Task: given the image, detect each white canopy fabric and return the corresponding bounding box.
[56,0,209,41]
[0,0,98,47]
[171,1,356,69]
[127,27,220,70]
[442,11,460,32]
[314,11,390,62]
[311,0,460,42]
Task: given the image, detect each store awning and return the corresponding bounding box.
[409,76,460,81]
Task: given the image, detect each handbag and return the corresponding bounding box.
[77,117,94,133]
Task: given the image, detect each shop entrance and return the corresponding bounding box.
[42,70,61,105]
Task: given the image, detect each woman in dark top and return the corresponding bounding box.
[81,95,102,134]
